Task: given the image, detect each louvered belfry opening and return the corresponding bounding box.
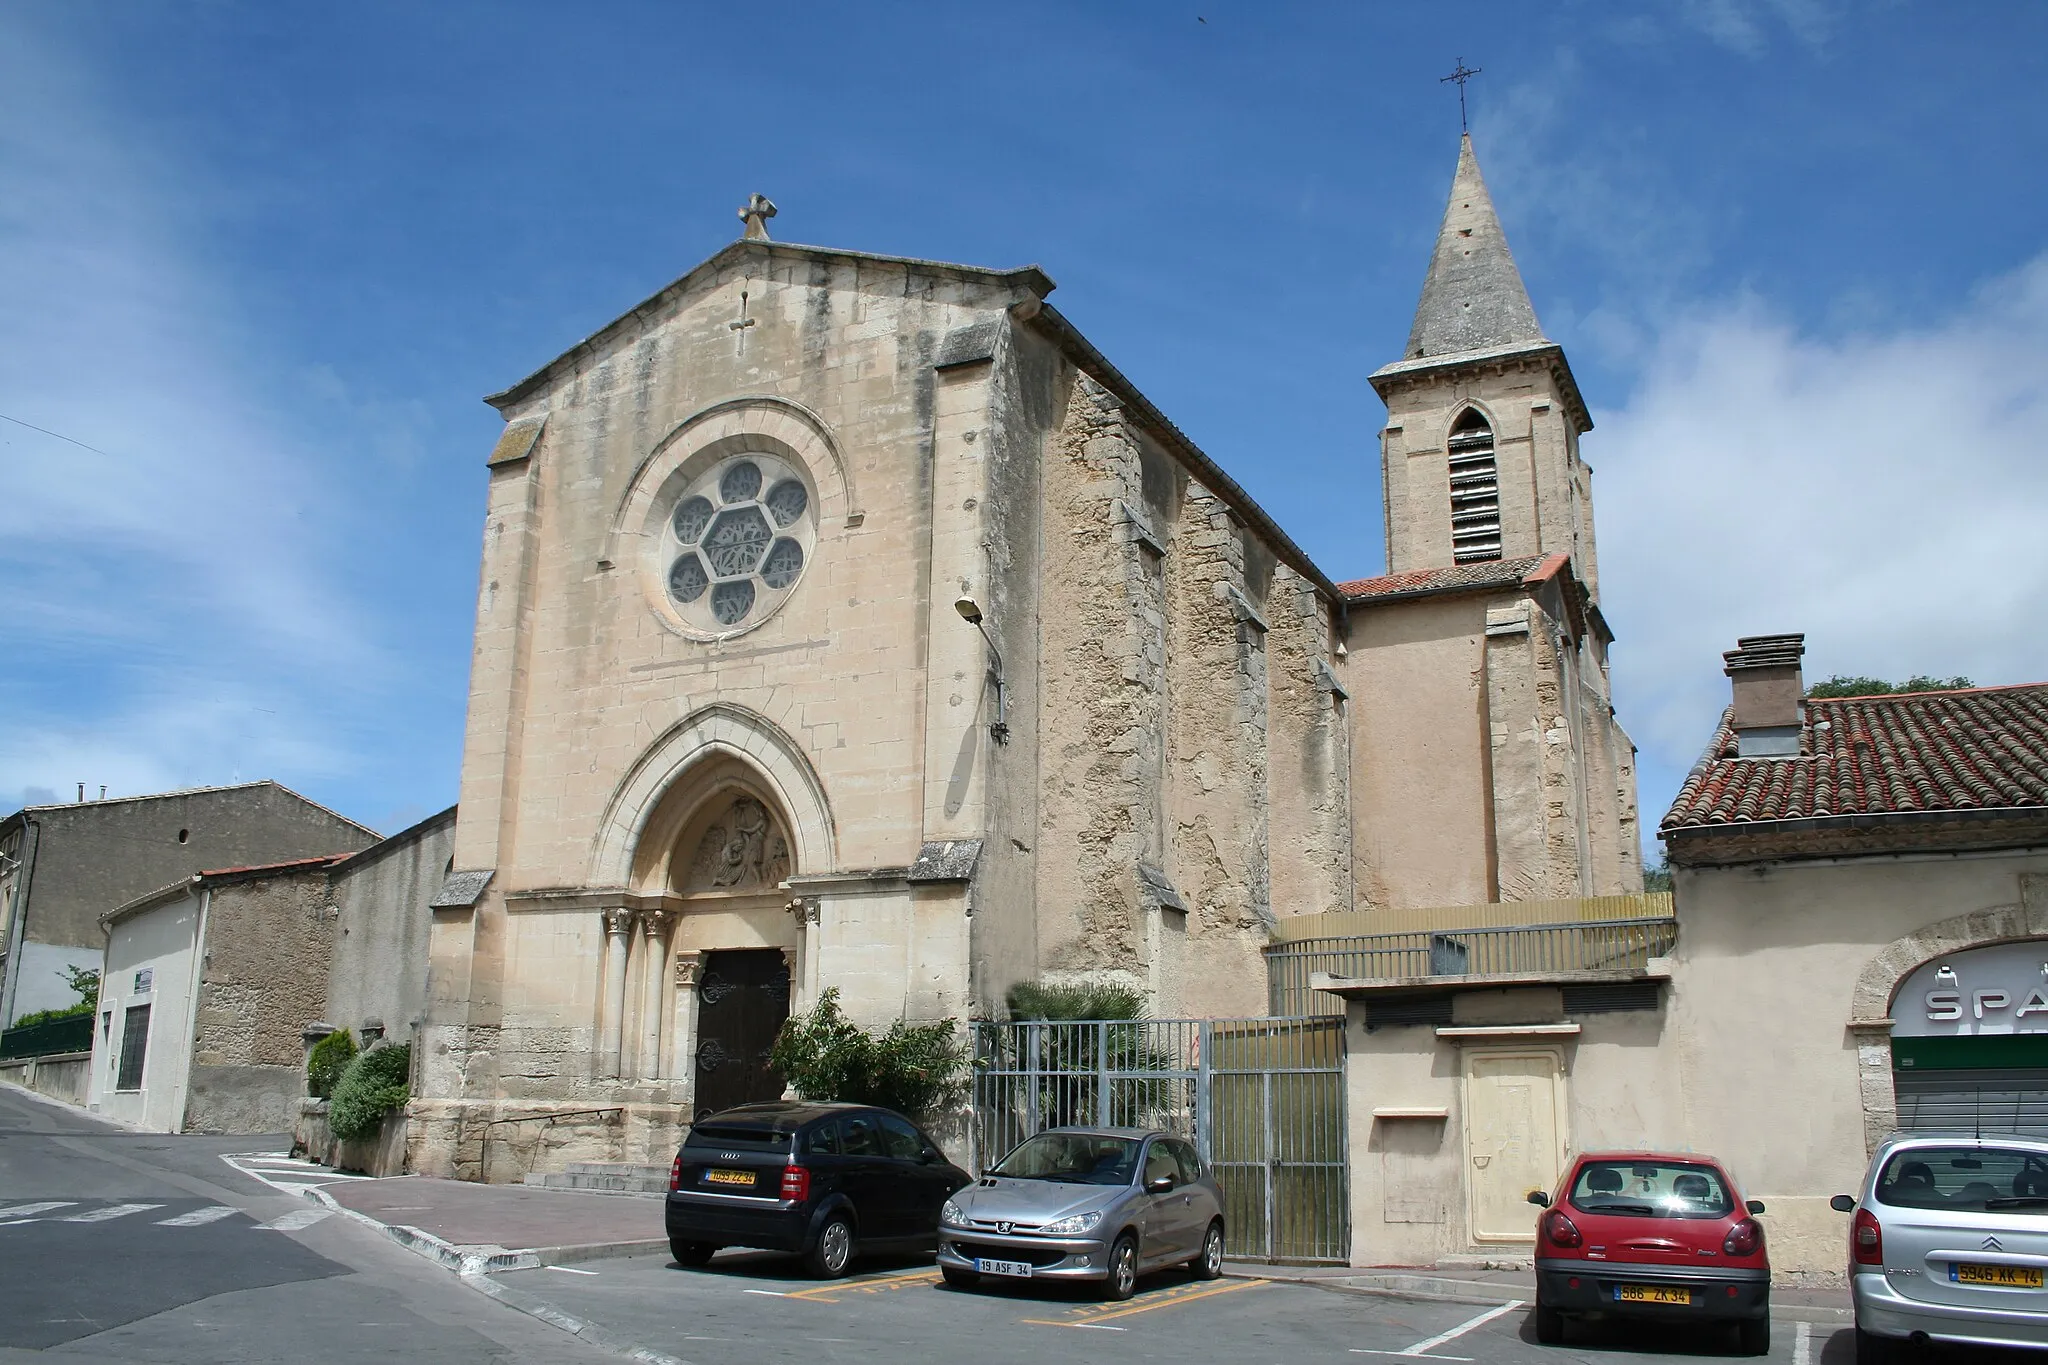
[1446,408,1502,563]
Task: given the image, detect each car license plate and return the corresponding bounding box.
[702,1168,754,1187]
[1953,1263,2045,1288]
[976,1258,1033,1278]
[1615,1285,1694,1305]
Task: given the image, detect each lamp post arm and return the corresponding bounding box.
[973,620,1009,743]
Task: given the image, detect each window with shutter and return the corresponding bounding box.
[1447,409,1502,564]
[116,1004,150,1091]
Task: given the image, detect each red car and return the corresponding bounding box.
[1529,1151,1772,1354]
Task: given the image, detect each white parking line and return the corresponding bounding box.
[1796,1319,1812,1365]
[156,1205,239,1227]
[1351,1300,1525,1360]
[742,1289,789,1298]
[61,1204,163,1223]
[254,1208,332,1232]
[547,1265,599,1276]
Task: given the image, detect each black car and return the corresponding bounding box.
[666,1100,971,1277]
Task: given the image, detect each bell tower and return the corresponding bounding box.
[1370,135,1601,600]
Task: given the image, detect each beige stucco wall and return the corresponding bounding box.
[90,889,201,1133]
[1341,850,2048,1274]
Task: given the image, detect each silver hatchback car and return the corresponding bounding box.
[1835,1132,2048,1360]
[936,1127,1226,1300]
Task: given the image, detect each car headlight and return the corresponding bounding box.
[1039,1210,1103,1236]
[940,1198,966,1225]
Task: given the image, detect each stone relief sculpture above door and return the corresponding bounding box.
[678,794,792,893]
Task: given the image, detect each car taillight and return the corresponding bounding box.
[1852,1208,1882,1265]
[1723,1218,1762,1257]
[1543,1210,1582,1248]
[669,1152,683,1193]
[780,1164,810,1201]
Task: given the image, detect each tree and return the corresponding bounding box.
[1642,856,1673,895]
[1807,674,1974,699]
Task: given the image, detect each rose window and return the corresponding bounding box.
[663,453,815,631]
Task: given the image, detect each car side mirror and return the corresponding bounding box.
[1830,1194,1857,1214]
[1527,1190,1550,1208]
[1146,1175,1175,1194]
[921,1148,944,1165]
[1747,1200,1766,1215]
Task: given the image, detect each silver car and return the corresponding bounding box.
[1834,1132,2048,1361]
[936,1127,1226,1300]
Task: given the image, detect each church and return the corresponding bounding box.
[411,136,1642,1180]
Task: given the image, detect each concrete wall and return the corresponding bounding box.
[90,888,202,1132]
[0,1051,91,1107]
[0,784,375,1027]
[184,869,335,1134]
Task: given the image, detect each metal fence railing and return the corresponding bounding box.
[1266,917,1680,1017]
[0,1013,94,1060]
[971,1017,1348,1264]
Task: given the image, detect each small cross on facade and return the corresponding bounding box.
[1440,59,1482,133]
[738,193,778,241]
[729,279,757,356]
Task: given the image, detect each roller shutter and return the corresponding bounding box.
[1893,1035,2048,1137]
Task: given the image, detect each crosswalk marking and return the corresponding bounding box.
[0,1202,77,1219]
[255,1208,331,1232]
[61,1203,163,1223]
[155,1205,239,1227]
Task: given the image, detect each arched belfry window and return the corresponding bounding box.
[1447,409,1502,564]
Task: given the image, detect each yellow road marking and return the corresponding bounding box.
[1028,1277,1265,1325]
[779,1268,942,1303]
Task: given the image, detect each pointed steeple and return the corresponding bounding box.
[1403,134,1545,360]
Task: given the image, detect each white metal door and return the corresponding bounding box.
[1464,1048,1565,1242]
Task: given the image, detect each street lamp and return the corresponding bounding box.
[953,595,1009,744]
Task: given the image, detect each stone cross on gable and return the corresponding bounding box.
[738,193,778,241]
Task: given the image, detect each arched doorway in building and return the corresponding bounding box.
[626,755,803,1119]
[1889,940,2048,1136]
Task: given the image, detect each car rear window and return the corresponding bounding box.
[684,1122,794,1154]
[1568,1160,1734,1218]
[1877,1146,2048,1213]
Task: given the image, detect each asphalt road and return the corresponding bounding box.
[0,1084,612,1363]
[490,1246,2044,1365]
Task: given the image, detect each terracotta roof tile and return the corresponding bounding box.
[1661,684,2048,830]
[1338,554,1555,602]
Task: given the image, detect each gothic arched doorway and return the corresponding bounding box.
[667,790,796,1120]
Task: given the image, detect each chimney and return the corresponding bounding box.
[1722,633,1805,758]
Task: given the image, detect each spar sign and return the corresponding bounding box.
[1895,940,2048,1037]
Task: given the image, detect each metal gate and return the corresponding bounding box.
[970,1017,1347,1263]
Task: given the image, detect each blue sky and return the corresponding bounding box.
[4,1,2046,863]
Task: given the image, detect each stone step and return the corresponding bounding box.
[561,1162,669,1178]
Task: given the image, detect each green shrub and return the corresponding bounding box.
[10,1001,93,1030]
[306,1029,357,1099]
[329,1043,410,1140]
[1807,674,1975,699]
[768,988,966,1120]
[1005,979,1146,1022]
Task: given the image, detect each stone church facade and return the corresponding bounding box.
[412,139,1640,1179]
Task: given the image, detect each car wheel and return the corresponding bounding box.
[668,1239,716,1267]
[1102,1233,1139,1302]
[1738,1317,1770,1356]
[1533,1298,1565,1346]
[1855,1328,1895,1365]
[1192,1221,1225,1280]
[941,1265,980,1289]
[805,1214,856,1279]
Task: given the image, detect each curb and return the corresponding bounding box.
[537,1238,673,1267]
[467,1274,693,1365]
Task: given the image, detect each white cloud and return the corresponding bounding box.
[0,16,392,810]
[1596,255,2048,829]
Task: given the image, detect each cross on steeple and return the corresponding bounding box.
[1440,59,1481,133]
[738,193,778,241]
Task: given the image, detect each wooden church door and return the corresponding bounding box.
[692,948,791,1121]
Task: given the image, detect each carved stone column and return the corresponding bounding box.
[599,908,633,1081]
[638,910,672,1080]
[785,897,820,1011]
[672,952,703,1116]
